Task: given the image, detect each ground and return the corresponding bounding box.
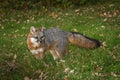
[0,1,120,80]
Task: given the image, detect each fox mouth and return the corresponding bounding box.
[37,40,41,43]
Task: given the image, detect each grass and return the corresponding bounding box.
[0,1,120,80]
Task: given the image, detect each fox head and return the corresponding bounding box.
[29,26,45,46]
[27,26,46,59]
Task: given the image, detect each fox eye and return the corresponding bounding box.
[34,36,38,39]
[41,36,43,38]
[41,36,44,39]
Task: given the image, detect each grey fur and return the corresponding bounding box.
[43,28,69,57]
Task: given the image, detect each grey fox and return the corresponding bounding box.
[27,26,101,60]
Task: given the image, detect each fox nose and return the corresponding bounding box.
[37,39,40,42]
[37,39,42,43]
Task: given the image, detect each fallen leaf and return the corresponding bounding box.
[73,28,78,32]
[99,34,104,37]
[27,20,30,23]
[95,65,103,71]
[22,27,26,29]
[69,69,74,74]
[117,34,120,38]
[103,18,107,22]
[103,12,107,16]
[64,77,69,80]
[111,72,117,77]
[94,72,99,76]
[13,54,17,60]
[64,68,70,73]
[101,25,105,29]
[24,76,30,80]
[51,12,59,19]
[60,60,65,63]
[1,27,4,29]
[65,13,69,16]
[109,4,114,7]
[15,29,19,33]
[102,41,107,47]
[75,9,79,13]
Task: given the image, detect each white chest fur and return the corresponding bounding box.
[30,48,44,54]
[30,37,39,47]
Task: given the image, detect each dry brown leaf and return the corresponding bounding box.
[111,72,117,77]
[99,34,104,37]
[65,13,69,16]
[64,68,70,74]
[95,65,103,71]
[13,54,17,60]
[73,28,78,32]
[24,76,30,80]
[103,18,107,22]
[64,77,69,80]
[117,34,120,38]
[51,12,59,19]
[102,41,107,47]
[75,9,79,13]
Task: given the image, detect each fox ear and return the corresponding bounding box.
[39,26,46,31]
[30,26,36,34]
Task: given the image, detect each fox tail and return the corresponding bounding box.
[68,32,101,49]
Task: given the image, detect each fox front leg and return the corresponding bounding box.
[33,52,45,59]
[50,50,65,61]
[50,50,59,60]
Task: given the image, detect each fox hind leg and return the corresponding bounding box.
[54,50,66,62]
[50,49,65,60]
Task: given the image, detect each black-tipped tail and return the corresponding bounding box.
[68,32,101,49]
